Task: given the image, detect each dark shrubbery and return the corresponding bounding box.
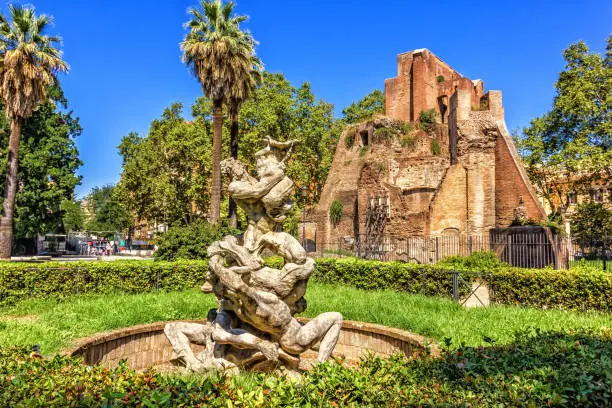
[1,328,609,407]
[154,221,239,261]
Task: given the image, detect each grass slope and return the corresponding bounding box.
[0,282,610,354]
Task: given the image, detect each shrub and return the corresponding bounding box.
[419,108,437,133]
[0,260,209,306]
[154,221,239,261]
[0,256,609,311]
[1,328,609,406]
[359,145,369,156]
[344,132,354,148]
[398,121,414,134]
[437,75,445,83]
[438,250,508,271]
[431,139,441,155]
[401,135,415,149]
[329,200,343,226]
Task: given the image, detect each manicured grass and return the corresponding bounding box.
[0,282,610,355]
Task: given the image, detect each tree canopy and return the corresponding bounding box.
[517,35,612,217]
[341,89,385,124]
[0,95,82,238]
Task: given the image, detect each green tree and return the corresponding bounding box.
[0,4,68,258]
[117,103,211,227]
[85,185,131,234]
[0,91,82,239]
[571,202,612,252]
[341,89,385,124]
[60,199,84,232]
[181,0,256,225]
[517,35,612,220]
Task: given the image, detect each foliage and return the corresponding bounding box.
[270,257,612,312]
[154,220,239,261]
[117,104,211,227]
[437,75,445,83]
[84,184,131,234]
[0,260,209,306]
[431,138,441,155]
[438,250,509,271]
[60,199,84,232]
[0,5,70,258]
[1,255,609,310]
[571,202,612,250]
[1,327,610,407]
[359,145,369,156]
[419,108,437,133]
[341,89,385,124]
[0,97,82,238]
[344,131,355,148]
[517,35,612,218]
[401,135,415,148]
[329,199,343,226]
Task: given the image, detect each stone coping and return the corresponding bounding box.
[64,318,439,360]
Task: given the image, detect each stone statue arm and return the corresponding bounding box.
[229,170,284,200]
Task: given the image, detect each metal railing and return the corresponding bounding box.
[307,232,610,270]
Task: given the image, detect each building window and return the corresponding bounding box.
[592,189,602,203]
[568,192,577,205]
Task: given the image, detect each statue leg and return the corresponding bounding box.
[280,312,343,362]
[164,322,215,370]
[211,326,279,362]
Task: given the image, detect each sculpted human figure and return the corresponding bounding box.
[165,137,342,373]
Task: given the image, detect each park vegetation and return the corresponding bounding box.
[517,35,612,224]
[0,5,69,258]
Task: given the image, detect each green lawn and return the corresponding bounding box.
[0,282,610,355]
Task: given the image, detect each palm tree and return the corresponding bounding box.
[0,5,68,259]
[227,53,262,227]
[181,0,256,225]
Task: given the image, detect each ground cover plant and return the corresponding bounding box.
[0,283,610,355]
[0,327,609,407]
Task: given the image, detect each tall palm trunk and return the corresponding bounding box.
[210,99,223,225]
[0,119,22,259]
[228,106,239,228]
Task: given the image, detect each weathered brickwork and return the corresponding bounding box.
[313,49,545,246]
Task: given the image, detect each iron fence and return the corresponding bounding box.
[308,232,610,270]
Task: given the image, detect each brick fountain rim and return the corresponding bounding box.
[64,318,440,372]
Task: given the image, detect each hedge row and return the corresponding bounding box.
[0,261,208,305]
[1,328,610,406]
[271,257,611,312]
[1,258,610,311]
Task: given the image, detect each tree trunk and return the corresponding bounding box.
[228,107,239,228]
[0,119,22,259]
[210,99,223,225]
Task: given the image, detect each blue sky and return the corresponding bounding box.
[11,0,611,198]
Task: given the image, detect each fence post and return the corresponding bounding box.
[554,235,560,270]
[435,237,439,262]
[452,271,459,302]
[468,236,473,255]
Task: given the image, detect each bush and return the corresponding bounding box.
[154,221,239,261]
[1,256,609,311]
[419,108,437,133]
[0,260,209,306]
[438,250,508,271]
[1,328,609,406]
[329,200,343,226]
[431,138,441,155]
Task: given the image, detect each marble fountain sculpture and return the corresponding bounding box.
[164,137,343,374]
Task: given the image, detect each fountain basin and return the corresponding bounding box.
[66,318,439,372]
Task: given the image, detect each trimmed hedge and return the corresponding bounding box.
[1,258,610,312]
[1,328,610,406]
[0,261,208,306]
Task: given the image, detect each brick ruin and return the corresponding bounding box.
[309,48,546,250]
